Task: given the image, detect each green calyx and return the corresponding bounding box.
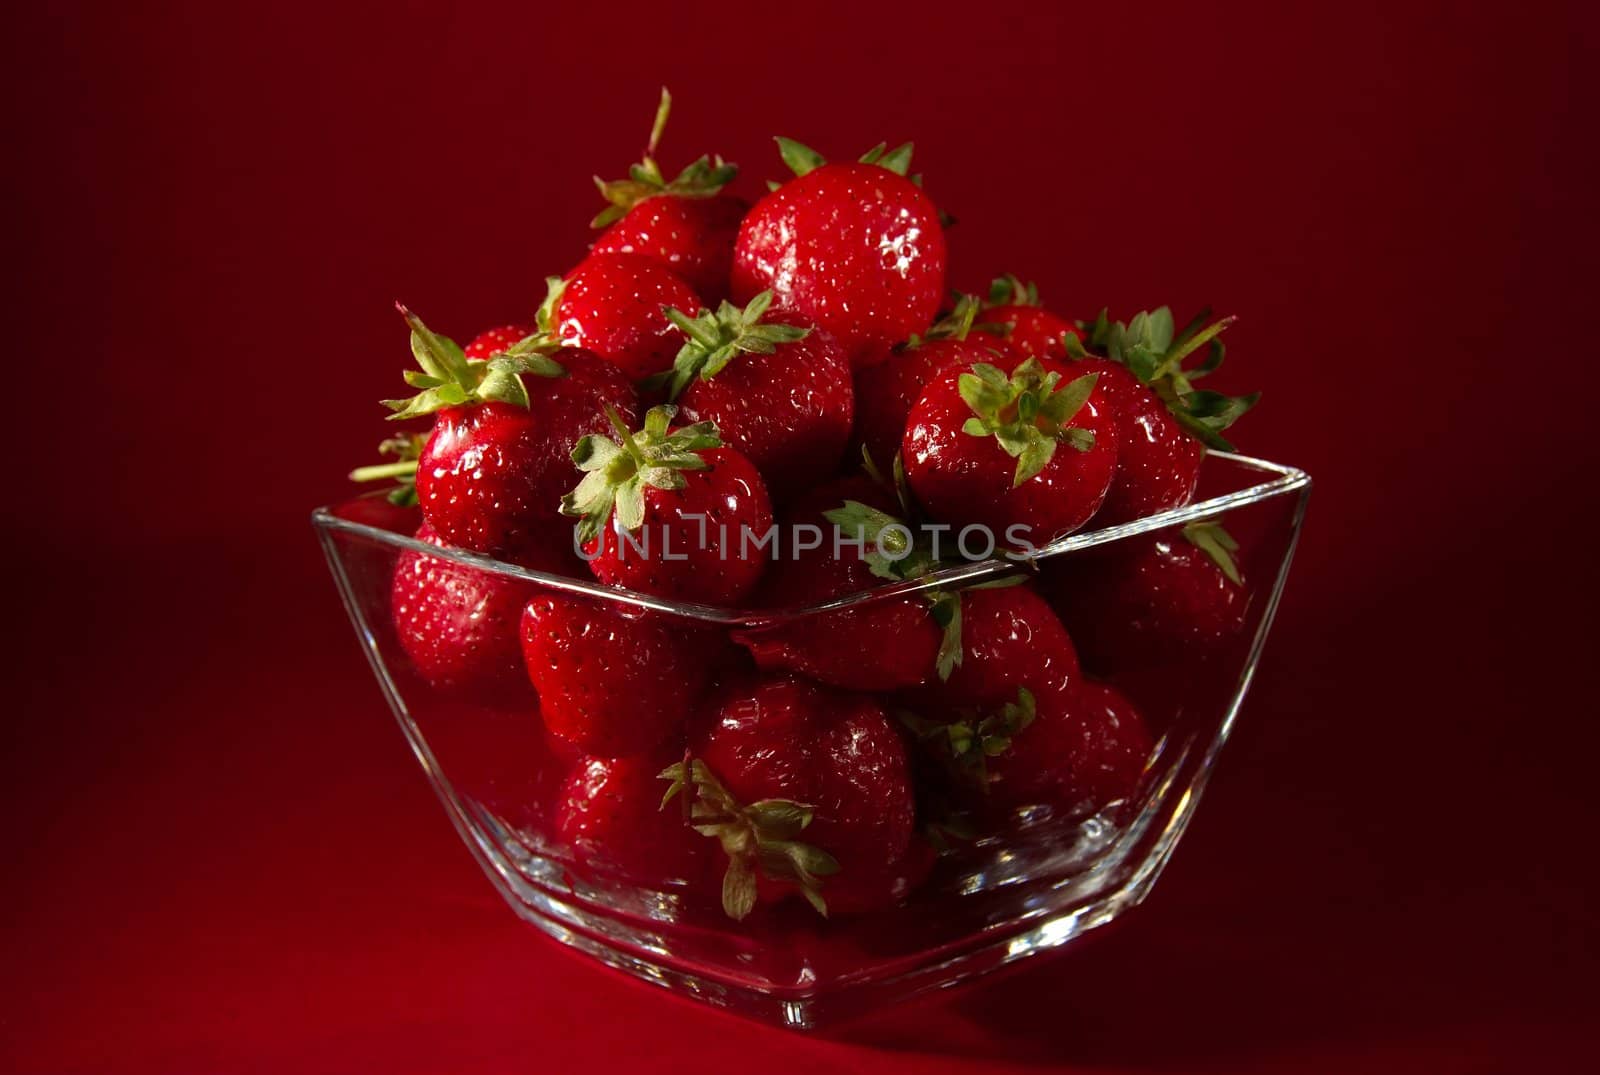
[770,137,920,189]
[559,404,721,545]
[824,451,942,585]
[900,687,1037,788]
[1073,306,1257,452]
[824,496,931,582]
[958,358,1100,487]
[1182,518,1243,585]
[660,757,840,921]
[527,275,568,342]
[908,293,982,347]
[984,274,1041,308]
[824,460,1031,681]
[824,482,960,677]
[929,590,964,681]
[382,304,565,420]
[971,276,1038,344]
[348,432,427,506]
[651,290,810,400]
[591,88,738,229]
[857,140,916,177]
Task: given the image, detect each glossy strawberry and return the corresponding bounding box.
[662,675,917,918]
[738,464,1058,689]
[589,90,744,303]
[731,140,947,367]
[463,324,534,362]
[659,291,853,498]
[390,524,542,703]
[852,295,1012,468]
[557,751,712,885]
[907,680,1151,817]
[1046,520,1249,677]
[549,255,702,381]
[382,307,638,557]
[415,402,558,555]
[974,275,1082,361]
[903,356,1119,547]
[732,476,944,691]
[1075,356,1205,524]
[899,586,1138,820]
[562,405,773,606]
[1059,682,1155,809]
[1073,307,1256,524]
[592,197,745,306]
[932,583,1083,708]
[521,595,713,756]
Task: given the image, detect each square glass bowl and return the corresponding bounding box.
[312,451,1309,1029]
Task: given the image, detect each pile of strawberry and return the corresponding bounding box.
[354,93,1259,921]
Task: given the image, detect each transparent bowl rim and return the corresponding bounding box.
[309,450,1310,627]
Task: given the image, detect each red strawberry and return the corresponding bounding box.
[1074,356,1205,524]
[415,402,558,555]
[390,523,542,703]
[906,680,1151,818]
[731,139,947,367]
[383,307,638,557]
[852,295,1011,468]
[732,476,944,691]
[1073,307,1256,524]
[1046,519,1249,678]
[738,468,1062,691]
[556,751,711,886]
[974,275,1082,361]
[662,675,917,918]
[562,405,773,606]
[899,586,1141,821]
[588,89,744,303]
[463,324,534,362]
[521,595,714,756]
[550,255,702,380]
[932,583,1082,708]
[1061,681,1155,809]
[593,197,745,306]
[854,342,977,470]
[903,356,1119,547]
[658,291,853,498]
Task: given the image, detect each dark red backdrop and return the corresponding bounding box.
[7,1,1596,1071]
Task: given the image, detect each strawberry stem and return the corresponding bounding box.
[591,92,736,228]
[646,86,671,158]
[348,460,417,482]
[349,431,426,506]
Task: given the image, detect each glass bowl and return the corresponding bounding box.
[312,450,1309,1029]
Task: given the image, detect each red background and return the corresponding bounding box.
[7,1,1597,1071]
